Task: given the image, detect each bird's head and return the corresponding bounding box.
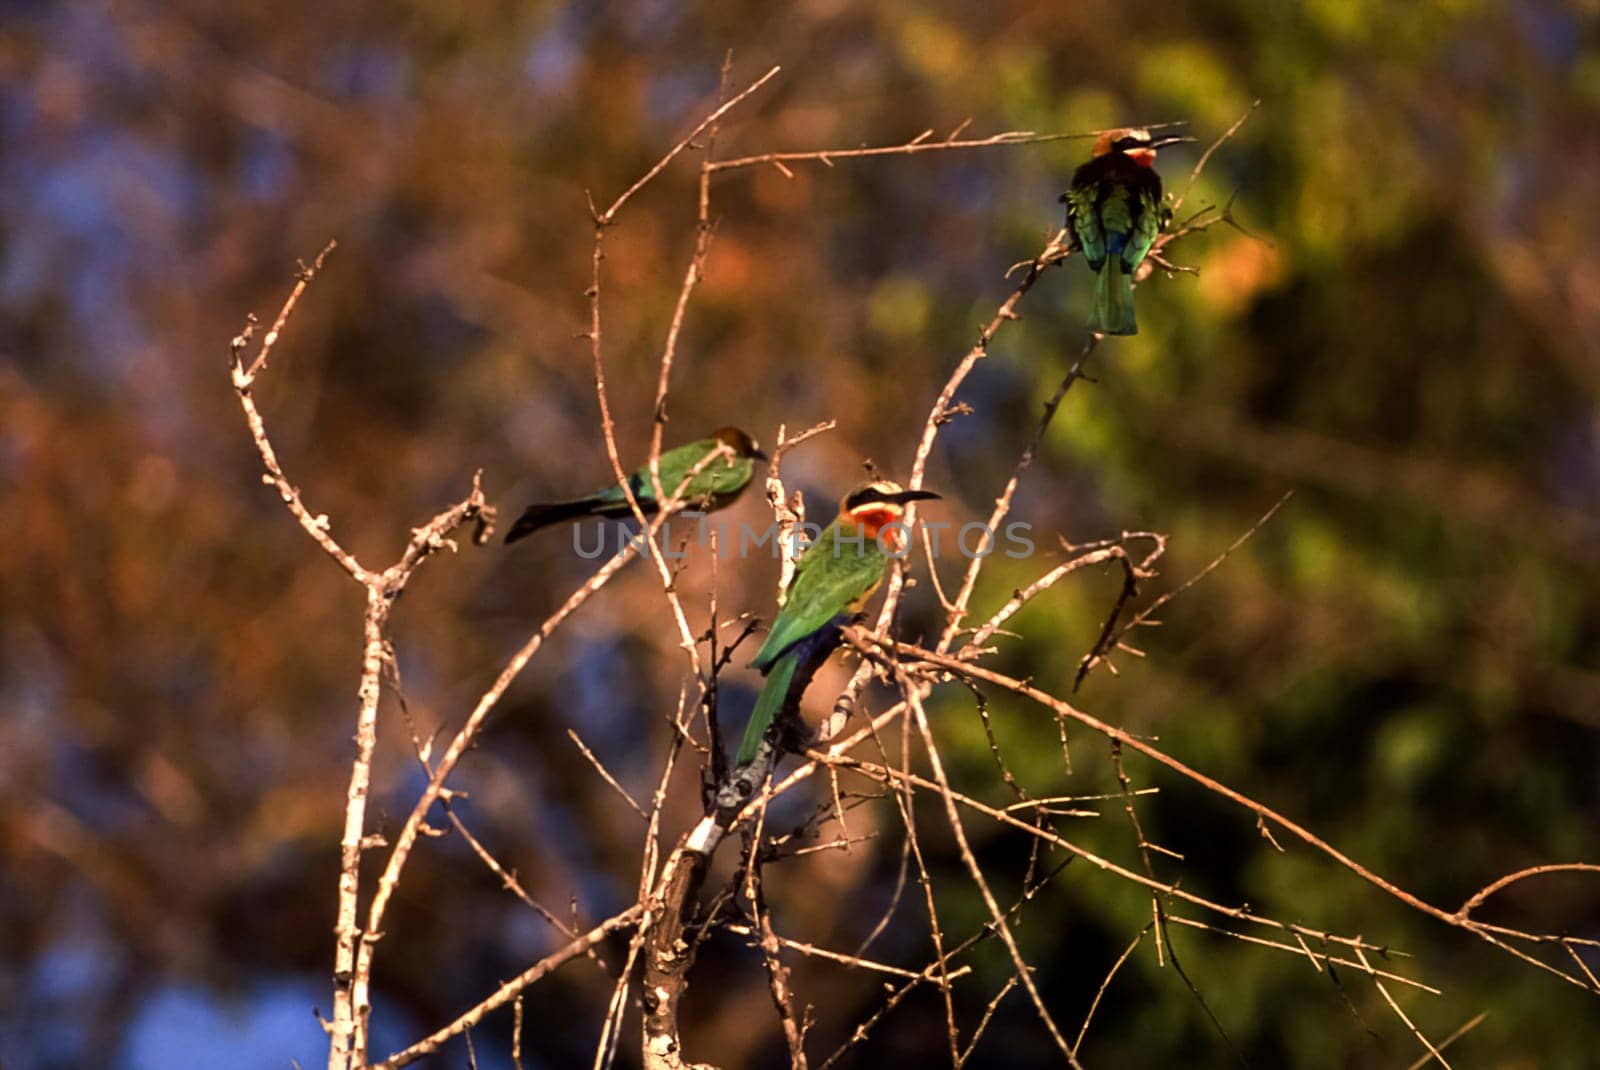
[1090,127,1193,168]
[712,426,768,462]
[839,480,941,549]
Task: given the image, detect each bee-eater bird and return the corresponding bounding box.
[504,426,766,544]
[1063,127,1187,336]
[736,480,941,765]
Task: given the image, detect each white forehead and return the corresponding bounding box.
[844,480,908,514]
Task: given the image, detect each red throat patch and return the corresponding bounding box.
[1126,148,1157,167]
[852,507,905,552]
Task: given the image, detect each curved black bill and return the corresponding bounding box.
[890,489,942,504]
[751,448,770,462]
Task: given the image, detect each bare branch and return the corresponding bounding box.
[708,122,1185,175]
[1456,863,1600,919]
[1072,927,1150,1057]
[850,633,1600,990]
[827,223,1075,738]
[1354,942,1452,1069]
[1403,1012,1489,1070]
[1170,101,1259,216]
[442,803,611,974]
[231,248,491,1069]
[754,879,810,1069]
[764,420,836,602]
[231,243,367,585]
[1164,916,1435,993]
[569,729,650,821]
[235,241,337,384]
[370,907,643,1070]
[1077,492,1291,687]
[600,66,781,223]
[938,336,1100,649]
[899,681,1083,1067]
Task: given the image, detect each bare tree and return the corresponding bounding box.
[228,66,1599,1070]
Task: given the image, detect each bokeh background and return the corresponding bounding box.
[3,1,1599,1067]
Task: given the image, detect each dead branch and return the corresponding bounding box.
[370,907,643,1070]
[231,248,490,1069]
[708,121,1185,176]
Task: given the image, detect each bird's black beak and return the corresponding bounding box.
[890,489,942,504]
[751,447,769,462]
[1150,135,1198,150]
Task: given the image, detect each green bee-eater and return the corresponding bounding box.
[736,480,941,764]
[1063,127,1187,336]
[504,426,766,544]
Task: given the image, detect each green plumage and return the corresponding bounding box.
[737,520,891,763]
[1065,151,1165,336]
[587,436,756,513]
[505,431,760,544]
[738,648,802,766]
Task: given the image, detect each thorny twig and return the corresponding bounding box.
[848,632,1600,993]
[1075,491,1292,687]
[708,120,1186,177]
[232,246,491,1069]
[249,81,1598,1070]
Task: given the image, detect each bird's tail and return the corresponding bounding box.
[737,649,800,764]
[503,497,606,544]
[1090,256,1138,336]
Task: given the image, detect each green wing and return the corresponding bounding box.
[1064,180,1106,268]
[1068,156,1165,274]
[655,437,754,505]
[1097,184,1137,259]
[750,524,887,670]
[654,436,714,500]
[1122,182,1163,272]
[681,449,755,504]
[590,437,752,510]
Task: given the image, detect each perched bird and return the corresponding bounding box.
[504,426,766,544]
[736,480,941,764]
[1062,127,1187,336]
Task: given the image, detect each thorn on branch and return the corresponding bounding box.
[1004,256,1036,278]
[1220,188,1272,246]
[934,401,973,427]
[1146,251,1199,277]
[230,314,259,367]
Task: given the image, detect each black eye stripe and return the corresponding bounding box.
[844,487,899,510]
